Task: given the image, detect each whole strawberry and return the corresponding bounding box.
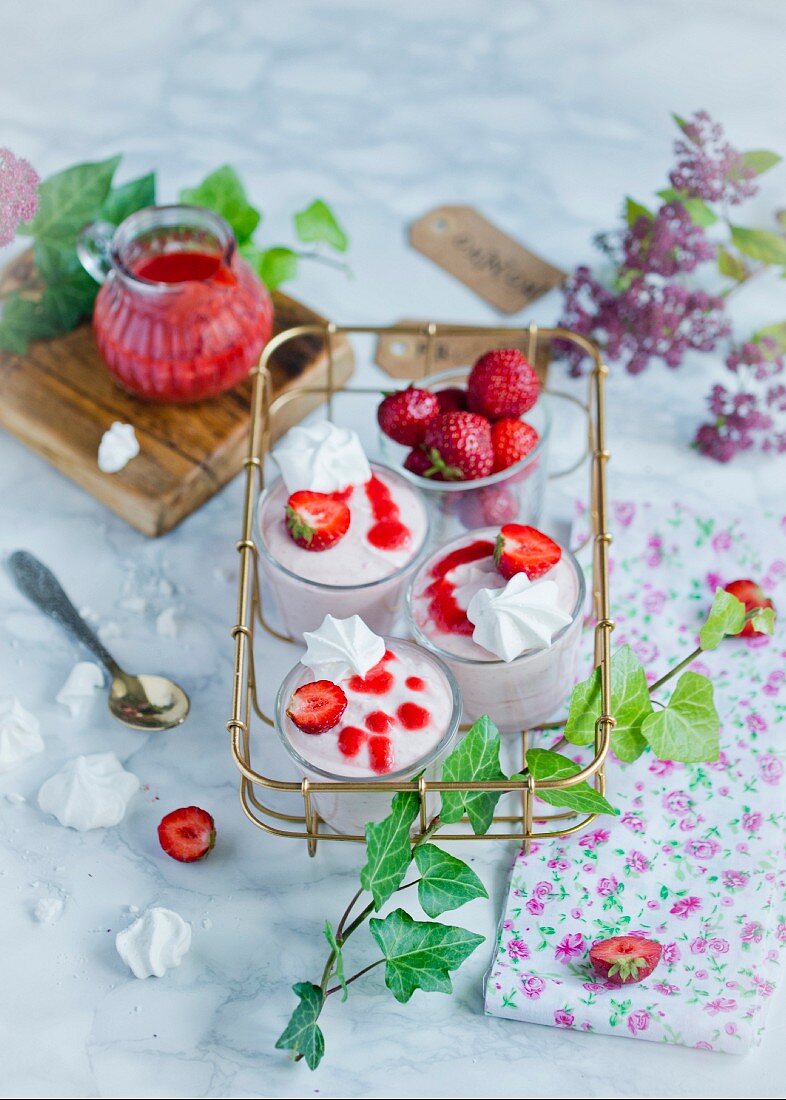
[724,578,775,637]
[589,934,662,986]
[403,447,443,479]
[377,386,440,446]
[435,386,468,414]
[490,418,540,472]
[467,349,539,420]
[422,411,493,481]
[457,485,519,528]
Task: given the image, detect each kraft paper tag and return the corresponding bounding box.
[375,322,551,382]
[408,205,566,315]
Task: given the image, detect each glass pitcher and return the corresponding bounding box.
[78,204,273,403]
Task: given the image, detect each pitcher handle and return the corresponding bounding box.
[76,220,116,284]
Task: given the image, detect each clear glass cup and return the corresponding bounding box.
[78,204,273,403]
[257,462,431,639]
[406,526,586,733]
[378,365,551,547]
[275,637,461,834]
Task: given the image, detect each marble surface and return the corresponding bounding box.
[2,1,786,1096]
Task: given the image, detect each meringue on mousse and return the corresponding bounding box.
[257,422,429,637]
[275,614,460,834]
[407,524,585,731]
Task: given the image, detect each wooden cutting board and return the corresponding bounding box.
[0,254,354,537]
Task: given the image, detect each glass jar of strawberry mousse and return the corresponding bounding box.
[378,366,551,546]
[257,463,430,639]
[406,526,586,732]
[275,637,461,835]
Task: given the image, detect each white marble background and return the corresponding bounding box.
[1,1,786,1097]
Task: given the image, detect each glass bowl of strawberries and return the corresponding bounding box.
[377,349,550,545]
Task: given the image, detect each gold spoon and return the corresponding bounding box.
[9,550,190,732]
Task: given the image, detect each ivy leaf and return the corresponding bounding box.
[21,155,121,243]
[413,844,488,918]
[180,165,261,245]
[517,749,617,816]
[439,715,506,834]
[656,187,717,227]
[750,606,776,635]
[33,239,83,281]
[0,271,97,354]
[253,245,299,290]
[641,671,719,763]
[0,295,54,354]
[741,150,782,176]
[102,171,156,225]
[275,982,325,1070]
[699,588,746,650]
[717,246,747,282]
[625,197,653,226]
[294,198,348,252]
[359,790,419,911]
[323,921,347,1001]
[730,225,786,265]
[564,644,652,763]
[369,908,484,1004]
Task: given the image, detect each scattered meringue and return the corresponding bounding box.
[33,896,64,924]
[116,907,192,979]
[5,792,26,804]
[56,662,104,718]
[118,595,147,613]
[156,608,178,638]
[272,421,371,494]
[303,614,386,679]
[98,422,140,474]
[467,574,573,662]
[37,752,140,831]
[0,698,44,773]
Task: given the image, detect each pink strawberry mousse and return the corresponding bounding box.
[257,463,429,637]
[407,527,585,731]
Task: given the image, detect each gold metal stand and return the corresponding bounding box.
[227,323,614,855]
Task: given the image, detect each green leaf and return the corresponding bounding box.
[641,671,719,763]
[750,606,776,635]
[413,844,488,918]
[730,225,786,265]
[21,155,121,243]
[717,245,747,282]
[0,271,98,354]
[699,588,746,650]
[439,715,506,834]
[656,187,717,227]
[34,239,83,281]
[518,749,617,816]
[360,790,419,910]
[753,321,786,352]
[294,198,348,252]
[275,982,325,1070]
[323,921,347,1001]
[180,165,260,245]
[369,908,484,1003]
[741,150,782,176]
[102,171,156,225]
[564,644,652,762]
[625,197,653,226]
[254,245,299,290]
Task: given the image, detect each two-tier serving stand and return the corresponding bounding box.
[228,323,614,855]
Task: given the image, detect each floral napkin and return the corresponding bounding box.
[484,501,786,1052]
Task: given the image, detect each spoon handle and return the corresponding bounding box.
[8,550,121,676]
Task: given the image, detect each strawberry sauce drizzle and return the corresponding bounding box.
[425,539,495,635]
[364,475,411,551]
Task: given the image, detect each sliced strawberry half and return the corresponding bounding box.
[724,578,776,637]
[285,491,350,551]
[286,680,347,734]
[589,935,662,986]
[494,523,562,580]
[158,806,216,863]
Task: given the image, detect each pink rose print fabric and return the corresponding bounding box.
[485,503,786,1053]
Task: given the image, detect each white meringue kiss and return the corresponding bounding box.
[37,752,140,831]
[56,662,104,717]
[0,698,44,773]
[467,573,573,662]
[98,422,140,474]
[302,614,386,680]
[272,421,371,494]
[116,906,192,979]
